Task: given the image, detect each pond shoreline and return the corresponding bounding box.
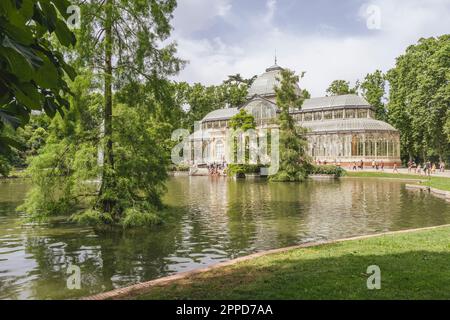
[82,223,450,300]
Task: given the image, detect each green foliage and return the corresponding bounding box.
[180,81,249,130]
[168,164,190,172]
[0,154,10,177]
[224,73,257,86]
[225,164,263,176]
[445,110,450,142]
[270,69,311,182]
[309,165,345,177]
[120,207,162,228]
[21,0,184,226]
[229,109,256,131]
[326,80,358,96]
[228,108,256,163]
[360,70,387,121]
[18,74,102,220]
[386,35,450,163]
[0,0,76,153]
[20,70,173,227]
[71,209,113,226]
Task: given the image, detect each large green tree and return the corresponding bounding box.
[270,69,310,182]
[386,35,450,162]
[21,0,184,225]
[76,0,183,217]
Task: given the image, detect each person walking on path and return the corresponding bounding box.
[426,161,432,177]
[407,160,413,173]
[393,163,399,173]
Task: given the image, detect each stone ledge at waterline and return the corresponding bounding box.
[80,224,450,300]
[405,184,450,202]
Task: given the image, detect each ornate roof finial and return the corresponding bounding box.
[274,49,277,65]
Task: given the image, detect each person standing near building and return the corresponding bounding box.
[407,160,412,173]
[393,162,399,173]
[381,160,384,171]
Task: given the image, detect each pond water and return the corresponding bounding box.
[0,176,449,299]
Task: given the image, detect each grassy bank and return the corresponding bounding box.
[131,225,450,300]
[345,171,450,191]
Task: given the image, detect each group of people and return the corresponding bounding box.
[207,163,226,176]
[351,160,399,173]
[407,160,445,176]
[351,160,368,171]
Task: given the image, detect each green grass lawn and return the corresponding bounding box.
[132,226,450,300]
[345,171,450,191]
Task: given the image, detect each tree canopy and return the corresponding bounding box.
[325,80,358,96]
[360,70,387,121]
[20,0,185,226]
[0,0,76,155]
[270,69,310,182]
[386,35,450,162]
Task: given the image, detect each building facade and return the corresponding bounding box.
[188,63,401,167]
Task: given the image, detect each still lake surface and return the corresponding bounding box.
[0,176,449,299]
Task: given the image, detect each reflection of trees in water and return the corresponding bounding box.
[395,186,450,229]
[22,228,105,299]
[304,179,401,239]
[226,180,309,253]
[304,179,450,240]
[165,177,310,259]
[20,221,183,299]
[165,176,232,262]
[3,177,450,299]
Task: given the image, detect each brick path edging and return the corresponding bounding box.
[81,223,450,300]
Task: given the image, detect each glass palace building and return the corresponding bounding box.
[189,63,401,167]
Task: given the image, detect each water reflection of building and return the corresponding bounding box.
[189,63,401,167]
[303,179,404,240]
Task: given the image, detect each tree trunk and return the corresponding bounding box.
[99,0,115,214]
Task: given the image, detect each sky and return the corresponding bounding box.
[169,0,450,97]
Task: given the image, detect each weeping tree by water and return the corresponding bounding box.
[269,69,311,182]
[20,0,184,226]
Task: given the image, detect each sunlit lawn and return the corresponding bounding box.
[131,226,450,300]
[345,171,450,191]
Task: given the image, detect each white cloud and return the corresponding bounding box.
[172,0,232,35]
[171,0,450,96]
[264,0,277,25]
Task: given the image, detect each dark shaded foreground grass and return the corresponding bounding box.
[131,226,450,300]
[345,171,450,191]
